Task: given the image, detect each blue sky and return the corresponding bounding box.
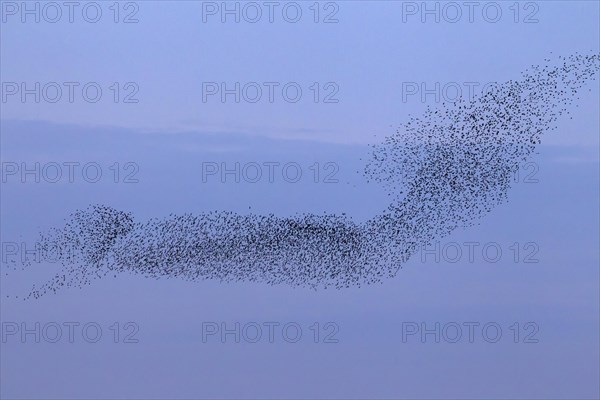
[1,1,599,399]
[2,1,599,144]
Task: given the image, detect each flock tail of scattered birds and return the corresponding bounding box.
[13,53,600,299]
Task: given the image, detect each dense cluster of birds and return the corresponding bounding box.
[15,53,600,299]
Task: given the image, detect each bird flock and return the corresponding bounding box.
[15,52,600,299]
